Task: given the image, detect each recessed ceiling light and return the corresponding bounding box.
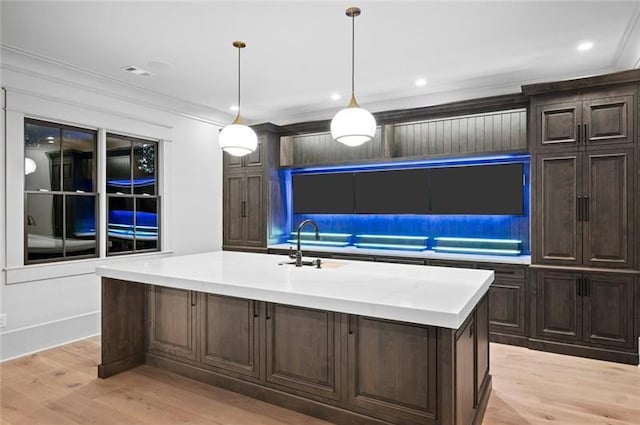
[121,65,154,77]
[577,41,593,52]
[230,105,239,111]
[415,78,427,87]
[331,92,341,101]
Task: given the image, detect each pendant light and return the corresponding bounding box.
[218,41,258,157]
[330,7,376,147]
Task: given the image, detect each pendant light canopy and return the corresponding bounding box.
[219,41,258,157]
[330,7,376,147]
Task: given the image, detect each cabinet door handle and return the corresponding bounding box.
[241,201,247,218]
[266,303,272,320]
[584,278,590,297]
[583,196,589,222]
[577,196,583,221]
[348,315,354,335]
[191,292,197,307]
[583,124,588,144]
[253,300,259,318]
[576,278,582,297]
[576,124,582,144]
[469,322,474,338]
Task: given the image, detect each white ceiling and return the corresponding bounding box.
[2,1,640,125]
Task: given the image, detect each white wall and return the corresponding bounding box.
[0,48,224,360]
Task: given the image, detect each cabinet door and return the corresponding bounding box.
[456,317,475,425]
[475,296,489,397]
[245,173,265,246]
[583,95,634,147]
[148,286,197,360]
[243,137,263,168]
[347,316,437,425]
[536,101,581,149]
[535,153,582,265]
[535,271,583,343]
[488,279,526,336]
[223,152,243,170]
[265,304,341,401]
[583,149,634,268]
[199,294,260,379]
[223,174,245,246]
[583,274,635,348]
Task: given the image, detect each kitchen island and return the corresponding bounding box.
[96,251,493,425]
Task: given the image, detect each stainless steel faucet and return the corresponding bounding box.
[295,219,319,267]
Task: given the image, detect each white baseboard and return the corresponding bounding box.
[0,311,100,362]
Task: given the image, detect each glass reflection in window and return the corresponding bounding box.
[106,135,132,194]
[108,196,134,253]
[26,193,64,261]
[25,122,61,191]
[62,129,96,192]
[65,195,97,257]
[135,197,158,251]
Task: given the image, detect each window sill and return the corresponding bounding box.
[4,250,174,285]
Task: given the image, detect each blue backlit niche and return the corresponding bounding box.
[282,154,531,255]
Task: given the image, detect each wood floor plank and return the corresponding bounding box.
[1,339,639,425]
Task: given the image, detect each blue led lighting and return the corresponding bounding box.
[290,153,530,174]
[107,178,155,187]
[298,232,352,238]
[286,240,350,247]
[355,243,427,251]
[433,247,521,255]
[434,237,521,244]
[356,234,429,240]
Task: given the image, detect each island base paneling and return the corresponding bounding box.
[98,277,491,425]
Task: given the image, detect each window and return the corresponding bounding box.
[24,119,98,263]
[106,133,160,255]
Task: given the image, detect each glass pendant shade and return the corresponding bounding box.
[219,120,258,157]
[331,104,376,147]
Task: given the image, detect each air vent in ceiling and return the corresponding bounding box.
[121,65,153,77]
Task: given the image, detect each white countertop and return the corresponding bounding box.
[268,243,531,265]
[96,251,493,329]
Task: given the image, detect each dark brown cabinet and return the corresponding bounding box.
[535,148,634,268]
[488,280,527,337]
[198,293,260,380]
[347,316,437,425]
[147,286,197,360]
[534,270,636,349]
[455,316,476,425]
[223,172,265,248]
[222,126,284,251]
[265,303,342,401]
[533,87,635,151]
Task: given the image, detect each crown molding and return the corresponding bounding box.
[612,2,640,69]
[1,44,229,126]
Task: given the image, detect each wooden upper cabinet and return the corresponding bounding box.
[265,304,341,401]
[583,149,634,268]
[199,294,260,380]
[536,101,581,149]
[147,286,197,360]
[245,173,265,246]
[533,86,636,151]
[583,95,634,147]
[535,153,582,266]
[347,316,437,425]
[222,173,265,248]
[223,138,263,170]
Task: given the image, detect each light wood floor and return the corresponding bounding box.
[1,337,638,425]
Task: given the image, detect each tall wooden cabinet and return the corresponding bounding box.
[525,74,640,364]
[222,124,285,251]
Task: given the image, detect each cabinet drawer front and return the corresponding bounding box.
[265,304,341,401]
[347,316,437,425]
[476,264,526,281]
[489,280,526,335]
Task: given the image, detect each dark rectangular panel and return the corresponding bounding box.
[429,163,524,215]
[354,169,428,214]
[293,173,354,214]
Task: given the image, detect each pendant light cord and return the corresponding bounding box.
[237,46,241,112]
[351,13,355,96]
